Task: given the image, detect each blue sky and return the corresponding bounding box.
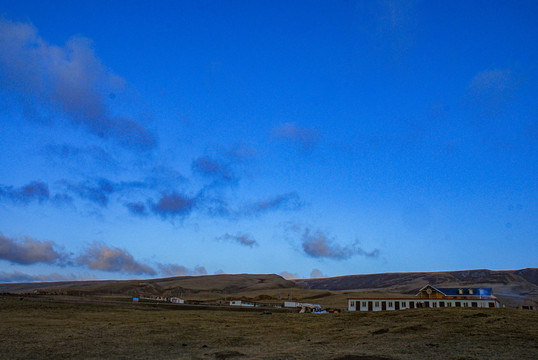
[0,1,536,282]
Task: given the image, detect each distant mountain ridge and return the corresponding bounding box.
[1,269,536,308]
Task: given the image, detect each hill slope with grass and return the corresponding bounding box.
[294,268,538,308]
[1,269,536,308]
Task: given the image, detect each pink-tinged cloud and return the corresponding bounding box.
[0,232,68,265]
[77,242,156,275]
[310,268,327,278]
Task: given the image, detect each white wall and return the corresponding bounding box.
[348,298,498,311]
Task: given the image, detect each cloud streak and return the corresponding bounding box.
[244,192,303,216]
[0,270,92,283]
[273,122,320,150]
[0,181,50,204]
[125,202,148,217]
[150,191,196,219]
[158,264,207,276]
[0,232,68,265]
[77,242,156,275]
[192,156,237,185]
[301,228,379,260]
[0,181,73,206]
[60,179,115,207]
[217,233,257,247]
[0,18,157,151]
[43,144,119,170]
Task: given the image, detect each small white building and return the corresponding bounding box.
[170,297,184,304]
[284,301,321,311]
[230,300,255,307]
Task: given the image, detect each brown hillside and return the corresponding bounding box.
[294,268,538,307]
[0,273,296,298]
[1,269,536,308]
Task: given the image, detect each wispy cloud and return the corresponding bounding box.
[58,177,154,208]
[150,191,196,219]
[197,192,303,220]
[244,192,303,216]
[0,270,93,283]
[59,178,115,207]
[143,166,186,190]
[217,233,257,247]
[466,68,522,126]
[43,144,118,170]
[273,122,320,150]
[0,18,157,151]
[124,202,148,217]
[310,268,327,278]
[468,69,514,95]
[0,232,69,265]
[191,156,237,185]
[301,228,379,260]
[158,263,207,276]
[0,181,72,206]
[467,68,520,112]
[225,143,256,162]
[77,242,156,275]
[0,181,50,204]
[279,271,300,280]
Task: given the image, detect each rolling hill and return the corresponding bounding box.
[294,268,538,307]
[1,268,536,308]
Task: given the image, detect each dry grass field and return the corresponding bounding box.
[1,295,537,360]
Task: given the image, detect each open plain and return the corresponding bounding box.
[1,294,537,360]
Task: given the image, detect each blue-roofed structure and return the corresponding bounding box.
[417,285,494,299]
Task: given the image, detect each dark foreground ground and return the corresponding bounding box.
[1,295,537,360]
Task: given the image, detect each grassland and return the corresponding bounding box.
[1,295,537,359]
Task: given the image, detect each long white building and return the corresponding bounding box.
[348,284,501,312]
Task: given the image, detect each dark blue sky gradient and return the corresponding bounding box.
[0,1,536,281]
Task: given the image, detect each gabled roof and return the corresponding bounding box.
[416,284,445,296]
[416,284,493,297]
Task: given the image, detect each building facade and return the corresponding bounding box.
[348,284,501,312]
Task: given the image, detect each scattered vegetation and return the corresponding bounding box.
[1,295,537,359]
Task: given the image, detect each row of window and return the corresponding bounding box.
[349,300,496,308]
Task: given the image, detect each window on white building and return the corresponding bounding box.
[375,301,379,307]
